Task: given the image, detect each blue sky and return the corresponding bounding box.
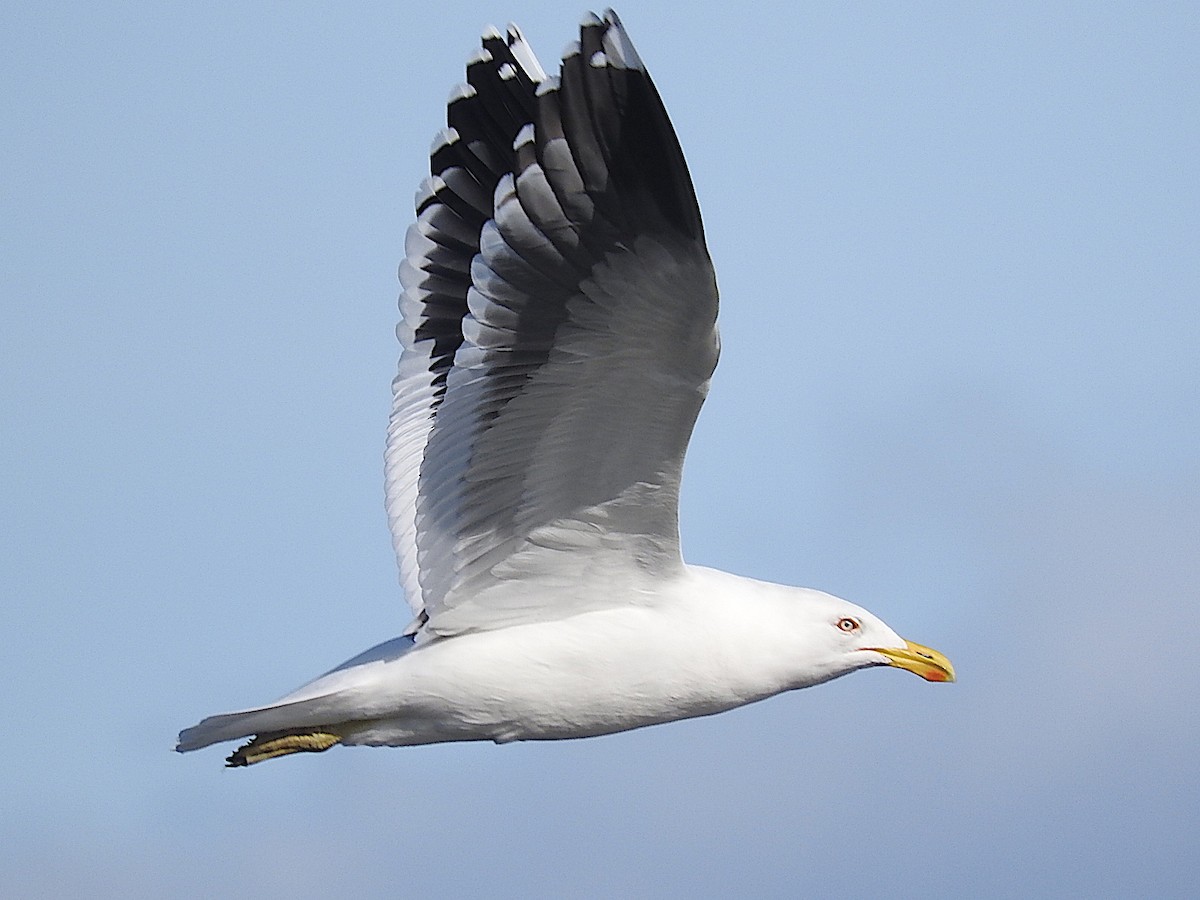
[2,1,1197,896]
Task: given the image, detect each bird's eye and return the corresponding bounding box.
[837,617,861,633]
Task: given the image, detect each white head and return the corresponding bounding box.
[772,587,956,690]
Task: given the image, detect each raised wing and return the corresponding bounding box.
[386,10,719,637]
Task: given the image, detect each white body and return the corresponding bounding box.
[177,567,904,752]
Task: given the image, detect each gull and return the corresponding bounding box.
[177,9,954,768]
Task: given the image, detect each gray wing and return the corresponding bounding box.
[386,10,719,637]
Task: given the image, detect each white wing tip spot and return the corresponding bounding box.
[430,127,459,155]
[447,82,476,104]
[513,123,535,152]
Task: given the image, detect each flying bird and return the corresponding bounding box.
[178,9,954,768]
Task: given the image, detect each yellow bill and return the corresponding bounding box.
[870,639,956,682]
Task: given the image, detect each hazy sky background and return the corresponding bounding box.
[3,1,1197,896]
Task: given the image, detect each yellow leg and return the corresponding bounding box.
[226,730,342,767]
